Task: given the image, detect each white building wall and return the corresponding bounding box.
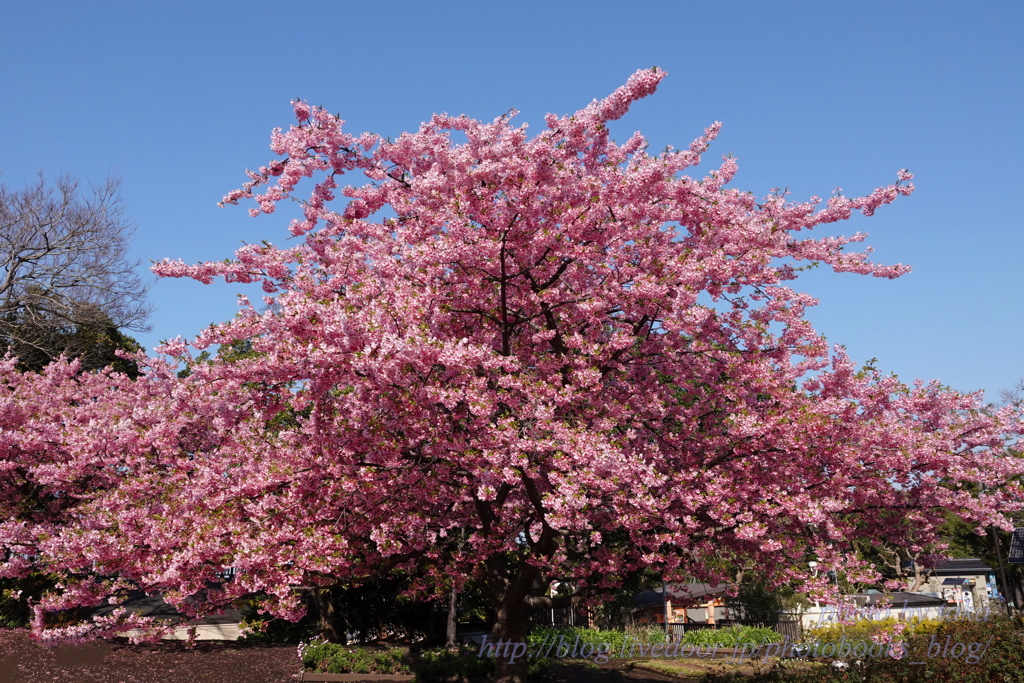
[794,602,949,632]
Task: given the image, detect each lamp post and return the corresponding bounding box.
[808,561,820,607]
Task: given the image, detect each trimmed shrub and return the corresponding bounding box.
[680,625,783,647]
[298,642,547,680]
[417,648,494,680]
[299,641,412,675]
[529,625,666,657]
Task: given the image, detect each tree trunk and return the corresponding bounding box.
[446,588,458,651]
[477,527,554,682]
[909,565,928,592]
[311,587,344,644]
[491,594,530,683]
[1010,574,1024,612]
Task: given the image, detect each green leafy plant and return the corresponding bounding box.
[529,625,666,657]
[712,617,1024,682]
[804,615,946,652]
[299,641,412,675]
[236,592,320,644]
[298,642,547,680]
[417,648,494,680]
[0,574,51,628]
[726,582,786,623]
[680,625,782,647]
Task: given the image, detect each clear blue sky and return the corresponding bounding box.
[1,1,1020,399]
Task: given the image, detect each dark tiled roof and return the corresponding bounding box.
[853,592,946,608]
[933,558,993,575]
[633,590,663,609]
[665,583,730,603]
[633,583,730,609]
[1009,529,1024,564]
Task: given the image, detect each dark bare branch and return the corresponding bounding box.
[0,174,151,369]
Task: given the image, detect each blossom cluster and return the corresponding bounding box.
[1,69,1021,646]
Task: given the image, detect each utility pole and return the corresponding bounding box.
[662,579,671,640]
[991,526,1013,618]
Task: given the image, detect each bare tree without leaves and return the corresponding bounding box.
[1001,379,1024,408]
[0,174,151,371]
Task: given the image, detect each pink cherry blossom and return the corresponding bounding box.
[2,69,1021,683]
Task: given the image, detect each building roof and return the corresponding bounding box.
[851,592,946,608]
[664,583,730,603]
[633,590,663,610]
[633,583,730,609]
[1009,529,1024,564]
[932,558,993,576]
[904,557,994,575]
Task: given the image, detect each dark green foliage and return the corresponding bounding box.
[0,572,55,627]
[451,579,494,627]
[238,614,320,645]
[725,582,786,623]
[298,642,550,681]
[177,339,260,379]
[239,576,436,645]
[235,590,321,644]
[588,568,662,630]
[315,576,435,644]
[0,571,95,629]
[680,625,782,647]
[417,648,495,680]
[299,641,412,675]
[0,174,151,376]
[528,625,666,656]
[2,305,143,376]
[871,617,1024,683]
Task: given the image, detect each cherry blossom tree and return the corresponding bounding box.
[2,69,1022,682]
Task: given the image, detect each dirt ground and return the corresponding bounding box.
[0,629,713,683]
[542,660,694,682]
[0,630,300,683]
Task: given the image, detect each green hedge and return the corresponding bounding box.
[416,649,494,679]
[298,641,548,680]
[529,625,666,655]
[680,625,782,647]
[299,641,412,675]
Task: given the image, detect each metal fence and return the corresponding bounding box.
[531,606,591,628]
